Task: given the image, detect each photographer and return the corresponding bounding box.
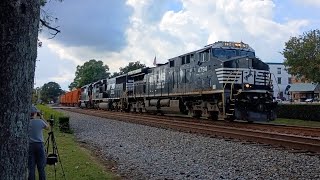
[28,108,50,180]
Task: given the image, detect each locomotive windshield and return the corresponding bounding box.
[212,48,255,59]
[223,57,269,70]
[239,50,255,57]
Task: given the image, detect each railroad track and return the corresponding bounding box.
[62,108,320,154]
[63,108,320,137]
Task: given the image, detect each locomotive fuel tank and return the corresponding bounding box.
[98,102,110,110]
[159,99,182,114]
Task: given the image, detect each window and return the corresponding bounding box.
[225,50,236,58]
[278,77,282,84]
[288,77,292,84]
[200,52,205,62]
[181,56,185,65]
[277,67,281,74]
[213,49,225,58]
[240,50,255,58]
[170,60,174,67]
[200,49,210,62]
[186,55,190,64]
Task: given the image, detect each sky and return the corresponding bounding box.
[35,0,320,90]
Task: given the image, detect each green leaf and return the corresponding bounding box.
[282,29,320,83]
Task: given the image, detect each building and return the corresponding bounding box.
[291,75,311,83]
[288,83,320,101]
[288,82,320,102]
[267,63,291,100]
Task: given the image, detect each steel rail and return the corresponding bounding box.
[64,108,320,153]
[72,108,320,137]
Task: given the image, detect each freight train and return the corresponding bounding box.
[60,41,277,122]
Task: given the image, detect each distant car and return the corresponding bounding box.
[305,98,314,102]
[273,98,282,103]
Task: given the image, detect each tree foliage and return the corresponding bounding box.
[110,61,146,78]
[120,61,146,74]
[283,29,320,83]
[32,88,41,104]
[69,59,110,90]
[110,72,122,78]
[40,82,63,103]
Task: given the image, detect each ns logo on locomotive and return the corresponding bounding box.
[60,41,277,122]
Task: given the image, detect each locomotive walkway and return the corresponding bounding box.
[64,108,320,154]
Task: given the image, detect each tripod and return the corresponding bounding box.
[45,123,66,180]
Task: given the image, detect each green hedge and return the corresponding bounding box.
[277,104,320,121]
[36,105,72,133]
[58,116,72,133]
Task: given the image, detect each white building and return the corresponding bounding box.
[267,63,291,100]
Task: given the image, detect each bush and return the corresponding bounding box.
[58,116,72,133]
[36,105,63,121]
[277,104,320,121]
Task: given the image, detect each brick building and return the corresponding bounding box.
[288,76,320,101]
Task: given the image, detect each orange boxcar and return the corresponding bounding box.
[60,89,81,106]
[59,94,66,104]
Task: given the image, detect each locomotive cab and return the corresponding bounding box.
[210,42,277,121]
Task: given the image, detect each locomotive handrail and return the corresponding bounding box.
[222,69,241,118]
[230,70,241,100]
[223,70,241,89]
[223,69,241,99]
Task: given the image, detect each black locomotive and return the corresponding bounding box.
[78,41,277,122]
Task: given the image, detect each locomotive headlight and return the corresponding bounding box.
[245,84,250,88]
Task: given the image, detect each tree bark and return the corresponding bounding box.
[0,1,40,179]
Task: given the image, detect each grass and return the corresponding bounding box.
[36,105,118,180]
[272,118,320,128]
[37,104,65,121]
[34,105,320,179]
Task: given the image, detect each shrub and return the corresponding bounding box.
[58,116,72,133]
[277,104,320,121]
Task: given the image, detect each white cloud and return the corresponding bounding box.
[40,37,130,73]
[157,0,308,61]
[48,67,74,84]
[294,0,320,7]
[123,0,309,63]
[40,0,310,89]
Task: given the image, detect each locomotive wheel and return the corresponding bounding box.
[225,116,235,122]
[131,106,136,113]
[158,111,164,116]
[208,112,218,120]
[192,110,202,118]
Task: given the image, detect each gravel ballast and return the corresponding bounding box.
[62,110,320,179]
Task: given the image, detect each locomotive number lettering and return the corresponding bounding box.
[198,66,207,73]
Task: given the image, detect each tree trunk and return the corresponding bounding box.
[0,1,40,179]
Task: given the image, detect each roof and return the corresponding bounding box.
[288,83,319,92]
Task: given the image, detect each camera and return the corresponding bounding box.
[49,119,54,126]
[49,117,54,126]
